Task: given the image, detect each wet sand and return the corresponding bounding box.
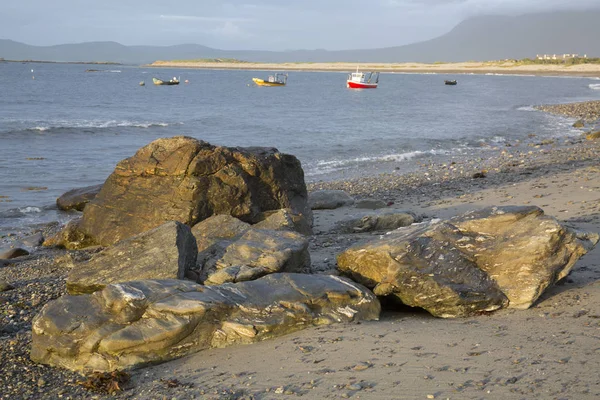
[1,106,599,399]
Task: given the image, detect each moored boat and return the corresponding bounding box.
[444,80,457,85]
[252,73,287,86]
[347,67,379,89]
[153,77,180,85]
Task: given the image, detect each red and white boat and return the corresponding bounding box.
[346,67,379,89]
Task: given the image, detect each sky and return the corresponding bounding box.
[1,0,599,51]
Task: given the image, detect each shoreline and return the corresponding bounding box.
[146,61,600,77]
[1,105,600,399]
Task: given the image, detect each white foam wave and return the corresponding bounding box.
[24,120,177,131]
[589,83,600,90]
[18,206,42,213]
[517,105,536,111]
[305,149,451,177]
[485,73,536,77]
[109,70,121,73]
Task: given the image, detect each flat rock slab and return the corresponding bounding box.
[66,221,197,295]
[332,210,418,233]
[309,190,355,210]
[32,273,380,372]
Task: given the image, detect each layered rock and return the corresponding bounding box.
[192,228,310,286]
[338,206,598,317]
[66,221,197,295]
[31,274,380,372]
[50,136,312,248]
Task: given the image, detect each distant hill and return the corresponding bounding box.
[1,10,599,64]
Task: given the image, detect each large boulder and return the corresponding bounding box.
[66,221,198,295]
[56,184,103,211]
[338,206,598,317]
[52,136,312,247]
[31,274,380,372]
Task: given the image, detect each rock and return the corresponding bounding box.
[586,130,600,140]
[194,228,311,285]
[451,206,598,309]
[191,214,251,253]
[332,210,418,233]
[19,232,44,248]
[0,281,15,291]
[53,136,312,247]
[309,190,355,210]
[43,218,96,250]
[572,119,585,128]
[354,199,388,209]
[66,221,197,295]
[337,206,598,316]
[56,184,103,211]
[253,208,313,235]
[338,223,508,318]
[31,274,380,372]
[0,247,29,260]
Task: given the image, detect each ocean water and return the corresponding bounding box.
[1,62,599,234]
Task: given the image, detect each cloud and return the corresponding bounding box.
[159,15,252,22]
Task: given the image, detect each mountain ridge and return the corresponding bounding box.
[1,10,599,64]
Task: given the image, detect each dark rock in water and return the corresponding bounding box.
[573,119,585,128]
[0,247,30,260]
[18,232,44,248]
[56,184,103,211]
[52,136,312,247]
[337,206,598,317]
[31,274,380,372]
[66,221,197,295]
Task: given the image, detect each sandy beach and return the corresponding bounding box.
[147,60,600,77]
[1,105,600,399]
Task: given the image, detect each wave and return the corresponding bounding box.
[589,83,600,90]
[1,120,180,134]
[517,105,537,112]
[0,206,42,219]
[305,149,451,177]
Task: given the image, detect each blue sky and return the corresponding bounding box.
[2,0,599,50]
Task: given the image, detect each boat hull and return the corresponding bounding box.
[153,78,180,85]
[252,78,285,87]
[347,81,377,89]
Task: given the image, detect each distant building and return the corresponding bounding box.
[535,53,587,61]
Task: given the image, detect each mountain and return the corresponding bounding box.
[1,10,599,64]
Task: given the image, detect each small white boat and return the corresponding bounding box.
[347,67,379,89]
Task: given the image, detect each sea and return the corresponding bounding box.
[1,62,599,236]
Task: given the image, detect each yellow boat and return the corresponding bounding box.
[252,73,287,86]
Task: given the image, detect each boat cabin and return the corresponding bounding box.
[348,71,378,84]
